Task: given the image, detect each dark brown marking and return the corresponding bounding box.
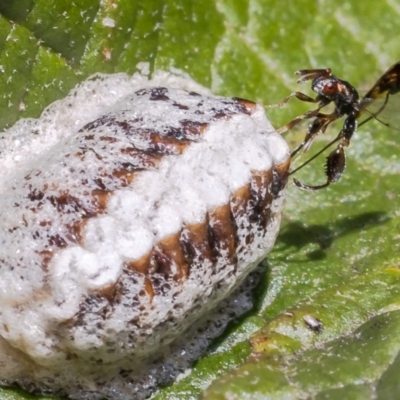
[149,132,192,154]
[249,169,274,231]
[111,168,137,187]
[230,183,254,247]
[99,136,118,143]
[143,277,155,300]
[47,192,94,217]
[83,134,95,141]
[230,183,252,218]
[207,204,238,266]
[65,220,87,245]
[172,102,189,110]
[93,177,107,190]
[27,188,45,201]
[271,159,290,197]
[212,112,228,120]
[149,233,188,282]
[154,232,188,281]
[180,222,214,271]
[38,250,54,271]
[149,87,169,101]
[91,189,113,213]
[180,120,208,137]
[120,147,163,168]
[232,97,257,115]
[48,234,68,248]
[80,115,115,132]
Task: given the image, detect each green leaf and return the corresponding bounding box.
[1,1,400,399]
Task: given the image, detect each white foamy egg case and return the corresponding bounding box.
[0,70,290,399]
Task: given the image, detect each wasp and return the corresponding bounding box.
[267,61,400,190]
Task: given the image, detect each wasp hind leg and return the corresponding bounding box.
[294,146,346,191]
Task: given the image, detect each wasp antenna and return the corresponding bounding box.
[295,68,331,76]
[295,68,332,84]
[296,75,315,84]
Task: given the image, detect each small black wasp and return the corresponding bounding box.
[267,61,400,190]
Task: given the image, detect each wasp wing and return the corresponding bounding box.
[362,61,400,101]
[358,61,400,128]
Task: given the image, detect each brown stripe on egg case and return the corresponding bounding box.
[21,90,268,270]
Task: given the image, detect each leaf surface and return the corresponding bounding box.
[0,1,400,399]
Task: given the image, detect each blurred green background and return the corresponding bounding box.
[0,1,400,399]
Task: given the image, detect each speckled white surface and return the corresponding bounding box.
[0,69,289,399]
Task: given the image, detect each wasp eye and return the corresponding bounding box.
[323,81,338,95]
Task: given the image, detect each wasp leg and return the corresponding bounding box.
[265,91,319,109]
[291,114,338,157]
[276,91,333,133]
[293,145,346,191]
[278,108,322,134]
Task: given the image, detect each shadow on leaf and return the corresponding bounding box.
[275,211,389,261]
